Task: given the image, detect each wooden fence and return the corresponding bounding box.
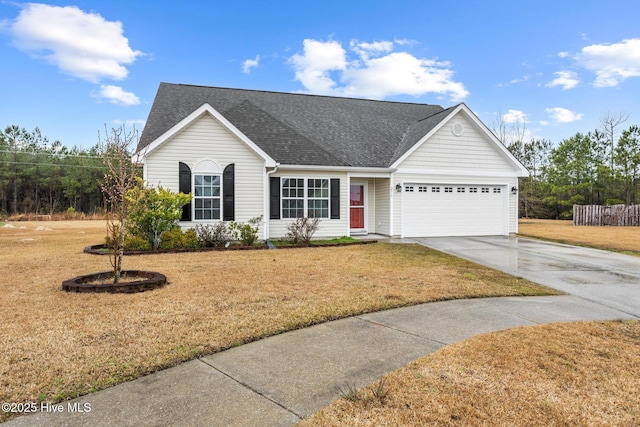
[573,204,640,226]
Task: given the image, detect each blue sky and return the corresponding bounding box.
[1,0,639,149]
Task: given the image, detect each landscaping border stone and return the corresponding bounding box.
[83,240,377,255]
[62,270,167,293]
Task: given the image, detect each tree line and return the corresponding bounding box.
[502,112,640,219]
[0,125,106,217]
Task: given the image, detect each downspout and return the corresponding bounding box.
[264,164,280,240]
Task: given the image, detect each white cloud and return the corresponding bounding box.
[7,3,141,83]
[502,109,527,124]
[349,39,394,60]
[289,38,468,102]
[558,51,569,58]
[546,71,580,90]
[545,107,584,123]
[576,38,640,87]
[95,85,140,106]
[242,55,260,74]
[290,39,347,94]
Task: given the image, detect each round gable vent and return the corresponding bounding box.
[451,122,465,136]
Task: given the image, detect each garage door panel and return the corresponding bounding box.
[403,184,506,237]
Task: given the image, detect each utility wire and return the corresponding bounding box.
[0,160,106,169]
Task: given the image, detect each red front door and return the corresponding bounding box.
[350,185,365,229]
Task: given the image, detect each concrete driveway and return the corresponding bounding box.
[415,235,640,318]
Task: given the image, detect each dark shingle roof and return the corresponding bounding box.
[138,83,449,168]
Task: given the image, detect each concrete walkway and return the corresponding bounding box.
[6,237,640,426]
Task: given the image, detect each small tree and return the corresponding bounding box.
[100,125,140,283]
[126,182,192,249]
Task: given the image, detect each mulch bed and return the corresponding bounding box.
[62,270,167,293]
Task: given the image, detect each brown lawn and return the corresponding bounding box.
[519,218,640,254]
[301,219,640,426]
[301,321,640,426]
[0,221,554,422]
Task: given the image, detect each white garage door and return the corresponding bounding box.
[403,184,507,237]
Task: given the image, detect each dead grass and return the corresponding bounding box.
[0,221,555,421]
[301,320,640,426]
[519,218,640,255]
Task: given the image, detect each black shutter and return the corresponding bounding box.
[223,164,235,221]
[269,177,280,220]
[330,178,340,219]
[179,162,192,221]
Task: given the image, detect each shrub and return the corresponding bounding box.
[105,234,151,252]
[228,216,263,246]
[195,223,231,247]
[124,236,152,251]
[159,228,199,250]
[285,217,320,245]
[126,181,192,249]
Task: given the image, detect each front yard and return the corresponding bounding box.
[0,221,555,421]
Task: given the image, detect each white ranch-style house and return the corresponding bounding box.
[135,83,528,239]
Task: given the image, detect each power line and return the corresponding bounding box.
[0,160,106,169]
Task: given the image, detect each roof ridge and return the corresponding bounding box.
[161,82,443,108]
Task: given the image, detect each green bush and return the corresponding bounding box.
[159,228,199,250]
[105,234,152,251]
[228,216,263,246]
[124,236,152,251]
[126,182,192,249]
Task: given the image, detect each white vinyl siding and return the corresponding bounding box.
[373,178,390,235]
[269,170,348,239]
[143,114,265,224]
[399,114,516,174]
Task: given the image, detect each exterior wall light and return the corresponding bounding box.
[395,184,402,192]
[511,186,518,194]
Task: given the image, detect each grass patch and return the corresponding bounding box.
[300,320,640,426]
[519,219,640,256]
[0,221,556,421]
[271,236,360,247]
[312,236,359,244]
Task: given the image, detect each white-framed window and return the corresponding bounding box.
[405,186,414,192]
[418,186,428,192]
[194,174,221,220]
[444,187,453,193]
[457,187,465,193]
[282,178,305,218]
[432,187,440,193]
[493,187,502,193]
[307,179,329,218]
[470,187,478,193]
[282,178,330,219]
[481,187,490,193]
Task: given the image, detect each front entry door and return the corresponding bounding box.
[350,184,366,232]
